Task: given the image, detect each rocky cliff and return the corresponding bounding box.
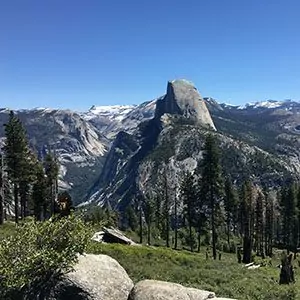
[155,80,216,130]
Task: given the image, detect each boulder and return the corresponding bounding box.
[128,280,215,300]
[53,254,133,300]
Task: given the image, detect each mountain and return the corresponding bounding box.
[1,80,300,207]
[82,100,157,139]
[84,81,300,210]
[0,108,109,204]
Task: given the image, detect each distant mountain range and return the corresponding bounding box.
[1,80,300,206]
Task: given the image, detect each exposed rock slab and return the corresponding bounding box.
[91,227,136,245]
[128,279,215,300]
[55,254,134,300]
[155,79,216,130]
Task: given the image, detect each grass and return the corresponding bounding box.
[0,222,298,299]
[0,221,17,240]
[87,242,298,300]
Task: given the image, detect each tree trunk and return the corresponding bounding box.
[227,219,230,247]
[147,223,151,245]
[197,230,201,252]
[197,217,201,252]
[0,162,4,225]
[174,194,178,250]
[189,224,193,252]
[211,192,217,260]
[139,205,143,244]
[243,236,252,263]
[0,192,3,225]
[166,214,170,247]
[14,183,19,224]
[279,253,294,284]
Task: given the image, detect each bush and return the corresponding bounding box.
[0,215,91,299]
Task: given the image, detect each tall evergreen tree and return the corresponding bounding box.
[240,180,254,263]
[32,162,47,221]
[224,177,239,246]
[163,168,171,248]
[173,188,179,250]
[265,190,275,257]
[125,204,138,231]
[280,183,298,250]
[3,111,30,223]
[254,191,265,257]
[180,171,197,252]
[44,152,59,218]
[144,194,155,245]
[200,134,223,260]
[0,153,5,225]
[19,151,37,218]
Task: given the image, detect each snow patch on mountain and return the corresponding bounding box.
[236,100,294,110]
[84,105,136,121]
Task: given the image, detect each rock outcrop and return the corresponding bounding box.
[155,79,216,130]
[129,280,215,300]
[50,255,236,300]
[129,279,236,300]
[54,254,134,300]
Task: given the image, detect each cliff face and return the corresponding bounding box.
[155,80,216,130]
[84,81,228,209]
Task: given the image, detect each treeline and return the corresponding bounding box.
[0,111,72,224]
[124,134,300,263]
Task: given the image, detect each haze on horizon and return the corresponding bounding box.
[1,0,300,110]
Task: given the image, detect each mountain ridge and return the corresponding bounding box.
[1,80,300,206]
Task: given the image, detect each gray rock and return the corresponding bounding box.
[155,79,216,130]
[128,279,215,300]
[53,254,134,300]
[214,298,237,300]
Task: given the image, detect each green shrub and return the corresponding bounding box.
[0,215,91,299]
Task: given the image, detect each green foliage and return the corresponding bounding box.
[0,215,91,299]
[32,161,47,221]
[81,205,119,227]
[200,133,223,259]
[178,227,197,250]
[180,171,198,251]
[3,111,31,223]
[124,204,138,231]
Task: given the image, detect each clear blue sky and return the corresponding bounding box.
[1,0,300,110]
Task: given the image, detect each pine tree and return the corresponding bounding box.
[224,176,239,246]
[240,180,254,263]
[0,153,5,225]
[32,162,47,221]
[44,152,59,218]
[3,111,30,223]
[280,183,298,251]
[125,204,138,231]
[156,167,171,247]
[173,188,179,250]
[265,190,275,257]
[254,191,265,257]
[19,151,37,218]
[143,194,154,245]
[180,171,197,252]
[200,134,223,259]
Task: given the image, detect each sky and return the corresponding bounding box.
[1,0,300,110]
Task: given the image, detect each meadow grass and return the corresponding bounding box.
[0,221,17,240]
[87,242,298,300]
